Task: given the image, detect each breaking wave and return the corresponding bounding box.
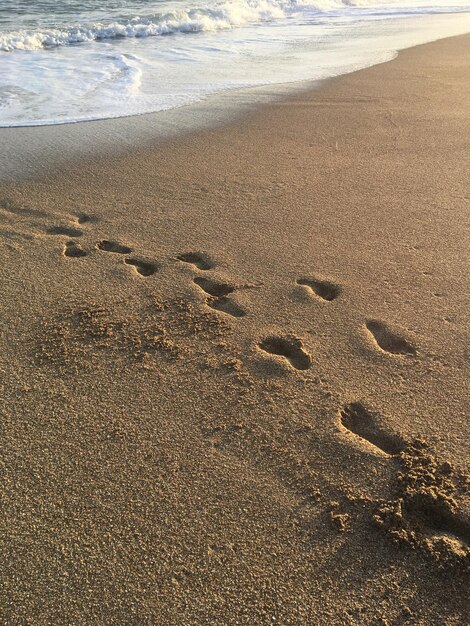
[2,0,467,52]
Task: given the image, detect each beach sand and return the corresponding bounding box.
[0,34,469,625]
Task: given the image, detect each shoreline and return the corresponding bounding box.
[1,21,470,184]
[1,32,469,625]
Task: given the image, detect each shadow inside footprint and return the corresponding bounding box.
[259,336,311,370]
[125,258,158,277]
[297,277,341,301]
[366,321,416,356]
[98,240,132,254]
[208,296,245,318]
[194,276,234,297]
[63,241,87,258]
[340,402,406,456]
[178,252,214,270]
[48,226,83,238]
[76,213,96,225]
[405,496,470,550]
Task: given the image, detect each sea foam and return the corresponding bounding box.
[1,0,470,127]
[2,0,468,52]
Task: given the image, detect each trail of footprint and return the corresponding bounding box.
[125,258,158,277]
[97,240,132,254]
[1,203,90,245]
[366,320,416,356]
[297,277,341,301]
[259,336,311,371]
[193,276,246,318]
[63,241,87,258]
[178,252,214,270]
[47,226,83,238]
[339,402,406,456]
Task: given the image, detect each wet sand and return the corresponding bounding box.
[0,34,469,625]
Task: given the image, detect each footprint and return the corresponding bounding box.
[374,440,470,564]
[365,321,416,356]
[1,200,49,219]
[410,500,470,552]
[76,213,96,225]
[340,402,406,456]
[63,241,87,258]
[47,226,83,238]
[208,296,246,318]
[297,277,341,301]
[193,277,234,297]
[97,240,132,254]
[0,228,35,242]
[258,336,311,370]
[178,252,214,271]
[193,277,245,317]
[125,258,158,277]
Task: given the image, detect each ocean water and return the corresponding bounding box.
[1,0,470,127]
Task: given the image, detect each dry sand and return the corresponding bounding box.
[1,34,469,625]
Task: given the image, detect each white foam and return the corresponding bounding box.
[1,1,470,127]
[0,0,319,51]
[1,0,468,51]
